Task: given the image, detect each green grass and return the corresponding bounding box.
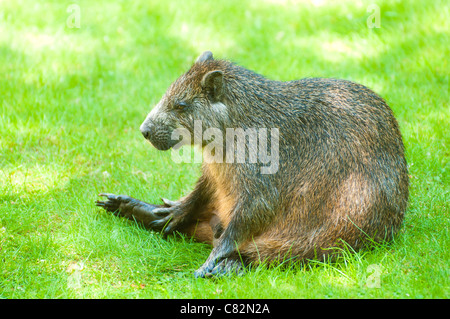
[0,0,448,299]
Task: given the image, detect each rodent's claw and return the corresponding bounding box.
[149,201,184,234]
[95,193,134,215]
[194,256,221,278]
[194,264,210,278]
[98,193,112,198]
[95,200,109,209]
[98,193,131,203]
[148,215,172,233]
[161,197,180,207]
[151,207,173,217]
[95,193,121,213]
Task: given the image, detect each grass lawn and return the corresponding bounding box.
[0,0,448,299]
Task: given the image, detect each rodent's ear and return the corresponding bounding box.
[196,51,214,63]
[201,70,223,101]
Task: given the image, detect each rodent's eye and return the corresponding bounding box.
[174,101,189,110]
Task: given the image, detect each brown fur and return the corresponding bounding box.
[98,51,409,276]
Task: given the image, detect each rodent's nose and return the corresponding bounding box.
[141,128,150,139]
[140,122,153,140]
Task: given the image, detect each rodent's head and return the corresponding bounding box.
[140,51,228,151]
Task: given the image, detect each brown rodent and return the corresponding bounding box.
[96,51,409,278]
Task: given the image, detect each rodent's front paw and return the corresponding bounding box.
[95,193,132,214]
[95,193,129,213]
[148,198,184,234]
[194,258,244,278]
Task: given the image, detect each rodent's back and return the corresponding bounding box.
[289,77,405,158]
[234,75,407,173]
[275,77,408,210]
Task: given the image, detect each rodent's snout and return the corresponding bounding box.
[140,122,153,140]
[140,120,175,151]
